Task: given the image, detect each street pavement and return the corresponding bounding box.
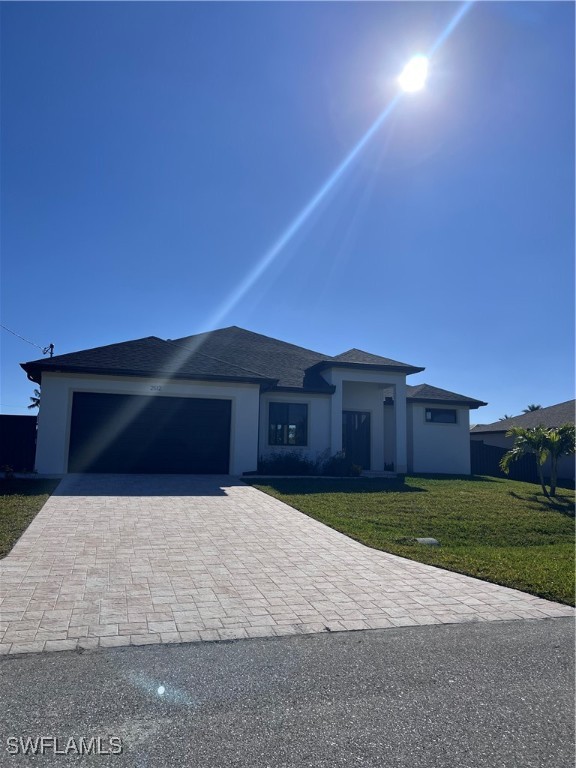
[1,617,574,767]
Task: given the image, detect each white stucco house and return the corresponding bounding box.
[22,326,487,476]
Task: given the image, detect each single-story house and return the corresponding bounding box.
[471,400,575,481]
[21,326,487,476]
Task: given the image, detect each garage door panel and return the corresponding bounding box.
[68,393,231,473]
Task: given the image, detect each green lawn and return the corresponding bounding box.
[249,475,575,606]
[0,479,60,558]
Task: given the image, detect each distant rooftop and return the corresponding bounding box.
[471,400,575,433]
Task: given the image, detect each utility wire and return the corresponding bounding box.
[1,324,44,350]
[0,324,54,356]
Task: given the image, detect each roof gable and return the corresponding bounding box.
[171,326,333,390]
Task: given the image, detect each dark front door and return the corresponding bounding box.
[342,411,371,470]
[68,393,231,474]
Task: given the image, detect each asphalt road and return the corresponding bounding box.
[1,618,574,768]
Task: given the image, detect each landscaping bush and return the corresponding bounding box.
[256,451,362,477]
[257,452,318,476]
[320,452,362,477]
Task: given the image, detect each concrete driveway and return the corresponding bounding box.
[0,474,572,655]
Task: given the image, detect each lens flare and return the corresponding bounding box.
[398,55,429,93]
[58,3,475,476]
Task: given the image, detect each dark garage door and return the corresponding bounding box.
[68,393,231,473]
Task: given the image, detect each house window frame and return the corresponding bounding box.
[268,402,309,447]
[424,407,458,425]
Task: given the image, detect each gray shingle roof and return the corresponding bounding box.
[471,400,575,433]
[21,325,427,392]
[171,327,333,390]
[168,327,424,388]
[382,383,487,409]
[333,349,417,367]
[22,335,276,386]
[408,384,487,408]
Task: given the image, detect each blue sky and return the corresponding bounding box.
[1,1,574,424]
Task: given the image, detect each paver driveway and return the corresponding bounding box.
[1,474,572,655]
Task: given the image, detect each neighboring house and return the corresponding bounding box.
[21,326,486,476]
[0,414,37,472]
[471,400,575,481]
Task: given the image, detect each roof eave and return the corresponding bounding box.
[269,384,336,395]
[21,363,276,388]
[309,361,425,376]
[409,397,488,410]
[21,363,41,385]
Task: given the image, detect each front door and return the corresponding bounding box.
[342,411,371,470]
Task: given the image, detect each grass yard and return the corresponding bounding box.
[249,475,575,606]
[0,479,60,558]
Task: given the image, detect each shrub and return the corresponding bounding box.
[256,451,363,477]
[2,465,15,481]
[320,452,362,477]
[257,452,318,476]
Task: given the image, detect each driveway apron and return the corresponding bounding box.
[0,474,572,655]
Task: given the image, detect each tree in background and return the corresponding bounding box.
[28,388,40,410]
[545,424,576,497]
[498,414,514,421]
[500,424,575,498]
[522,404,542,413]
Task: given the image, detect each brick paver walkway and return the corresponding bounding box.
[1,474,572,655]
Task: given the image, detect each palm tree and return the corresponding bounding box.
[498,414,514,421]
[522,404,542,413]
[500,424,576,498]
[28,388,40,410]
[500,426,550,497]
[546,424,576,497]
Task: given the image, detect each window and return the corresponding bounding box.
[269,403,308,446]
[425,408,457,424]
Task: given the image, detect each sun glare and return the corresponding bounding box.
[398,55,429,93]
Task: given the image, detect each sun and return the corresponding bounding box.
[398,55,429,93]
